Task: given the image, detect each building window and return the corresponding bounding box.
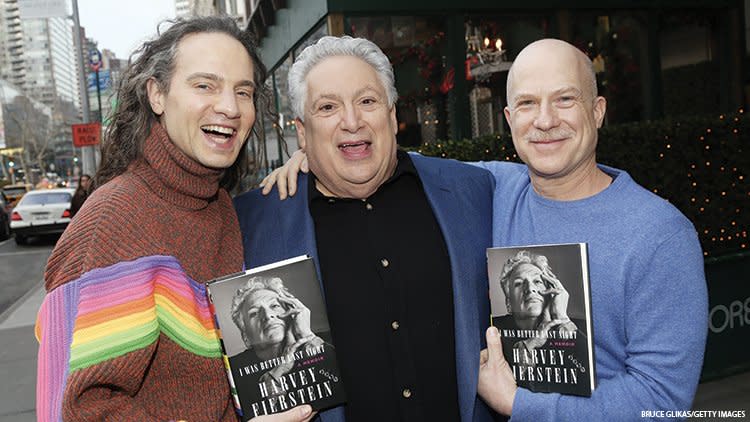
[294,21,328,60]
[255,55,295,172]
[659,10,719,117]
[464,14,550,138]
[347,15,449,146]
[569,11,648,124]
[272,55,297,157]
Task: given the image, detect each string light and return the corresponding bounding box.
[411,110,746,257]
[638,109,747,257]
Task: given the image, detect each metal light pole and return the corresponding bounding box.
[71,0,96,176]
[90,49,103,123]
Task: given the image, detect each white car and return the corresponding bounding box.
[10,188,75,245]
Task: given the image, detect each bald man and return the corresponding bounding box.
[476,38,707,421]
[261,38,709,421]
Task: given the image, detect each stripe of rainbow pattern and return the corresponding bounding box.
[35,255,222,422]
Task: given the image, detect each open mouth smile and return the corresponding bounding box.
[201,125,236,143]
[338,141,371,150]
[337,140,373,159]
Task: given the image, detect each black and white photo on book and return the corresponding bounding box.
[207,255,346,420]
[487,243,596,396]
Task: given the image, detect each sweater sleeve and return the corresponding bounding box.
[510,224,708,421]
[36,256,223,421]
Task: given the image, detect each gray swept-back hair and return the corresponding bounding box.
[287,36,398,120]
[231,276,289,347]
[499,250,552,312]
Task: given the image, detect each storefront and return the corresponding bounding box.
[246,1,750,379]
[248,0,745,162]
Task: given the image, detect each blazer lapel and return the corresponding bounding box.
[411,154,481,422]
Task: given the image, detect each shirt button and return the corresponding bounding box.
[327,198,335,204]
[381,258,389,268]
[391,321,400,330]
[366,203,373,211]
[402,388,412,398]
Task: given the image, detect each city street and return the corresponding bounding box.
[0,236,55,314]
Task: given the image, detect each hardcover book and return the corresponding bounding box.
[207,255,346,419]
[487,243,596,396]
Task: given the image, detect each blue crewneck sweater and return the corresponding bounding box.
[476,161,708,421]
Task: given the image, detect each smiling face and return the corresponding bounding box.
[295,55,398,199]
[147,32,256,169]
[507,263,547,320]
[504,39,606,183]
[242,289,287,348]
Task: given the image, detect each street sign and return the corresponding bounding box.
[87,70,111,91]
[72,123,101,147]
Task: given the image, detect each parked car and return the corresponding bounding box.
[0,195,10,241]
[10,188,74,245]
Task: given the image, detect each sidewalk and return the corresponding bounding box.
[1,284,748,421]
[0,282,43,422]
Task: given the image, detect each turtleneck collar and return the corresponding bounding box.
[132,123,224,210]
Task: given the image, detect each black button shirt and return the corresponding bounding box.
[308,151,460,422]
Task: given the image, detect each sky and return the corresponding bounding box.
[77,0,176,59]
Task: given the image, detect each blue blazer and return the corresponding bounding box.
[233,153,496,422]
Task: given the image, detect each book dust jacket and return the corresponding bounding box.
[207,256,346,419]
[487,243,596,396]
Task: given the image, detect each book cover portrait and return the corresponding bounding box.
[208,256,345,420]
[487,244,596,396]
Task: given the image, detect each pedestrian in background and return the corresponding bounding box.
[69,174,90,217]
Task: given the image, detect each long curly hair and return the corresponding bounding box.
[93,16,275,192]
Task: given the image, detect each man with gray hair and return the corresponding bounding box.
[234,36,497,421]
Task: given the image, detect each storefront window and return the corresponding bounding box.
[464,14,549,137]
[273,55,297,156]
[253,55,297,173]
[347,15,448,146]
[294,21,328,59]
[254,22,329,173]
[659,11,719,117]
[570,12,648,124]
[260,78,279,170]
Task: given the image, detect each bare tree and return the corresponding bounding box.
[4,96,54,184]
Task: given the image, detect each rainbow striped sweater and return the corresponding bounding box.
[35,124,244,421]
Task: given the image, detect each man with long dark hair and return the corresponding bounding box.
[35,16,311,421]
